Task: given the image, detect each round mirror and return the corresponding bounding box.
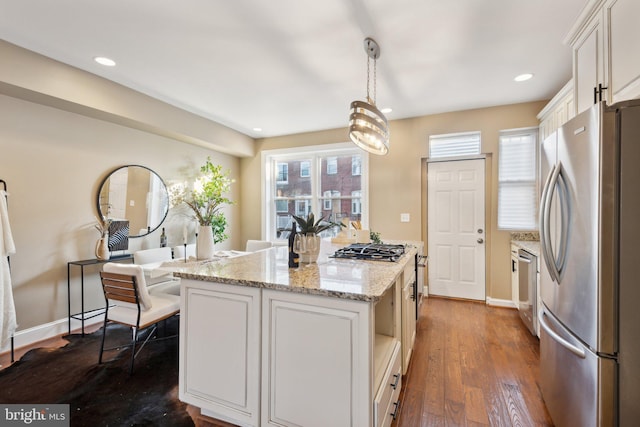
[97,165,169,238]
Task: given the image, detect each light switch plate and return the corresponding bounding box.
[400,213,410,222]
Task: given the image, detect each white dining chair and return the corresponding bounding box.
[245,240,273,252]
[99,262,180,374]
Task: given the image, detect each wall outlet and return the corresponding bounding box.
[400,213,410,222]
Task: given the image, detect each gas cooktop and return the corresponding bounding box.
[331,243,405,262]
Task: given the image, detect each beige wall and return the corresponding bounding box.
[0,94,243,332]
[240,101,547,302]
[0,44,254,336]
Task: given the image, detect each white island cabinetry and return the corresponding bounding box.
[175,241,421,427]
[179,280,261,426]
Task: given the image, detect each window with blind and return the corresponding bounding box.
[498,128,538,230]
[429,131,481,158]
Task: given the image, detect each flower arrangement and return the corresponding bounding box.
[170,157,234,244]
[94,215,112,238]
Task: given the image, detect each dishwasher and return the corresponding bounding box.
[517,249,538,336]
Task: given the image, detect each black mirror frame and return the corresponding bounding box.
[96,165,169,238]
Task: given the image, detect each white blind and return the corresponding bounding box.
[429,132,481,158]
[498,129,538,230]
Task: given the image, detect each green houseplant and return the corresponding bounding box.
[170,157,234,258]
[291,212,341,235]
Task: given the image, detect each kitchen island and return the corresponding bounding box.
[171,240,421,427]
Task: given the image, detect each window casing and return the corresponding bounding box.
[262,143,368,241]
[498,128,538,230]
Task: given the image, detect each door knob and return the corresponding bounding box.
[477,238,484,244]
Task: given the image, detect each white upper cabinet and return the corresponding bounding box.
[566,0,640,115]
[605,0,640,103]
[538,80,575,140]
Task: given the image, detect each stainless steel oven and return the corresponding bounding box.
[518,249,537,336]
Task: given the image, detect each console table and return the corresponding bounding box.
[67,255,133,335]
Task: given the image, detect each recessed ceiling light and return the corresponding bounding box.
[94,56,116,67]
[252,127,263,132]
[380,107,393,114]
[514,73,533,82]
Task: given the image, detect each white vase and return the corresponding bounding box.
[196,225,215,260]
[95,234,110,261]
[299,234,321,263]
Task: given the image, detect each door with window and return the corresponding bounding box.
[427,159,486,300]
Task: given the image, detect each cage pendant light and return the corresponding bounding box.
[349,37,389,155]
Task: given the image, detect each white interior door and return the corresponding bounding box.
[427,159,486,300]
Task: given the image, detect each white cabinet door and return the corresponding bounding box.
[401,263,416,375]
[261,290,372,427]
[573,10,606,114]
[179,280,261,427]
[605,0,640,103]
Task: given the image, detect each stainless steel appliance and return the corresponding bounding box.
[517,249,537,336]
[539,100,640,426]
[331,243,405,262]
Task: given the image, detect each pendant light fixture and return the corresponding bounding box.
[349,37,390,155]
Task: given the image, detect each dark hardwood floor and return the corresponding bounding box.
[394,297,553,427]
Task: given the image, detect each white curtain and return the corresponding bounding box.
[0,190,17,348]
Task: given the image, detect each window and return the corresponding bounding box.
[323,191,332,210]
[322,190,340,211]
[263,143,368,241]
[296,200,310,216]
[352,191,362,215]
[352,156,361,176]
[300,161,310,177]
[275,200,288,212]
[327,157,337,175]
[498,128,538,230]
[429,131,481,159]
[276,163,288,183]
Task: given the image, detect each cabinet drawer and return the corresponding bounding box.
[374,342,402,427]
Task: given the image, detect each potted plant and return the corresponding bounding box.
[170,157,234,259]
[291,212,341,263]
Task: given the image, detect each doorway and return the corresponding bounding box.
[427,158,486,300]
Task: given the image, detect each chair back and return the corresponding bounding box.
[173,243,196,259]
[133,247,173,264]
[246,240,273,252]
[100,272,139,307]
[102,263,153,310]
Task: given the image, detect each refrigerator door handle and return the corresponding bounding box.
[539,308,586,359]
[539,165,557,281]
[543,164,563,282]
[555,165,570,277]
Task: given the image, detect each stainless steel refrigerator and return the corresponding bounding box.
[539,100,640,427]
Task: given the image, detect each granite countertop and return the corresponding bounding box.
[167,240,422,302]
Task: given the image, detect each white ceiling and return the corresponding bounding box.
[0,0,586,139]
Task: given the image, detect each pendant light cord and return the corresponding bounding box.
[366,55,378,106]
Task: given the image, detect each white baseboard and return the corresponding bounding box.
[485,297,517,308]
[0,314,105,355]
